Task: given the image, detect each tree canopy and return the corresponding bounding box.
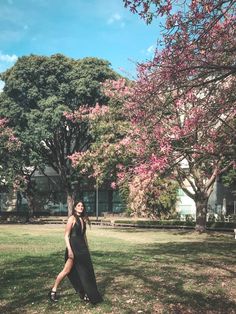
[120,0,236,231]
[0,54,119,215]
[0,118,21,190]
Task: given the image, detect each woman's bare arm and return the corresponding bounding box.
[84,233,89,250]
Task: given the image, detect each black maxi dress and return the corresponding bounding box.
[65,216,103,304]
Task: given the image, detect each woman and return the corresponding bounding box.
[48,201,103,305]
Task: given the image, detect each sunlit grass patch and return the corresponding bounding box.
[0,225,235,313]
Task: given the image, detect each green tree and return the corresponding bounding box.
[222,169,236,189]
[0,54,119,215]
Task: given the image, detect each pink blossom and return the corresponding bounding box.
[111,182,117,189]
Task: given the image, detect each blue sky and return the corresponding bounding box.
[0,0,161,89]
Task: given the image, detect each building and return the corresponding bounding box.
[0,166,125,216]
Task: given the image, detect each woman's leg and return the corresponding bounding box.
[65,249,84,295]
[51,258,74,292]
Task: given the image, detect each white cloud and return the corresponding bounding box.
[0,52,18,63]
[140,44,156,58]
[0,81,5,92]
[107,13,122,25]
[147,45,155,55]
[0,52,18,74]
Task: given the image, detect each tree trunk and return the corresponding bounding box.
[195,197,208,232]
[25,193,36,222]
[67,192,75,217]
[24,180,38,222]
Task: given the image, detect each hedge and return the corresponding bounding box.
[112,219,236,230]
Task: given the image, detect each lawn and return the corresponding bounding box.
[0,224,235,314]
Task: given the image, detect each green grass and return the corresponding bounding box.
[0,225,236,314]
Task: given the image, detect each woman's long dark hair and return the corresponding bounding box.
[72,201,91,226]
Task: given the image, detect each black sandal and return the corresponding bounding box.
[48,290,58,302]
[76,291,89,302]
[83,294,90,302]
[76,291,83,299]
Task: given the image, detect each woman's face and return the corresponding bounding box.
[75,202,84,214]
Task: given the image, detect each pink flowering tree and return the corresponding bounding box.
[0,118,21,188]
[0,118,44,216]
[66,79,133,187]
[67,1,235,224]
[68,79,179,218]
[120,0,236,231]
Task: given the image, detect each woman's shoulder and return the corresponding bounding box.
[67,215,75,224]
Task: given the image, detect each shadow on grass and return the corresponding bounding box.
[96,240,236,313]
[0,241,236,313]
[0,251,64,313]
